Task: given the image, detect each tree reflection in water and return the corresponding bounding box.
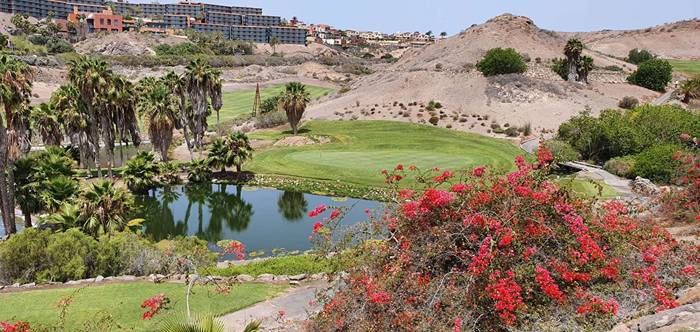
[277,191,308,221]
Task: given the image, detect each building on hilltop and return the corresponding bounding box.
[0,0,307,44]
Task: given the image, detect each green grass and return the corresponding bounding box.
[553,176,620,199]
[0,282,286,331]
[211,84,335,126]
[201,254,337,277]
[245,120,524,187]
[667,59,700,76]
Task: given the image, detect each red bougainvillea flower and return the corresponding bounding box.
[313,221,324,234]
[434,170,454,183]
[486,270,524,325]
[308,205,327,218]
[576,296,619,316]
[330,209,342,219]
[0,321,30,332]
[395,164,404,171]
[222,240,246,260]
[450,183,470,193]
[140,294,170,320]
[452,317,463,332]
[472,166,485,177]
[368,291,391,305]
[399,189,415,199]
[535,266,565,303]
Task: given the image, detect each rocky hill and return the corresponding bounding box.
[306,14,657,137]
[564,19,700,60]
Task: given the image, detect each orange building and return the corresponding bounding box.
[68,7,123,33]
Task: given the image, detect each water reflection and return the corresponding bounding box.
[132,184,380,255]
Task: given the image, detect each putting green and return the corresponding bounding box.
[667,59,700,76]
[246,120,524,187]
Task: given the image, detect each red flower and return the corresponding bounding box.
[453,317,463,332]
[368,291,391,305]
[434,170,454,183]
[472,166,485,177]
[0,322,30,332]
[485,270,524,325]
[313,221,324,234]
[450,183,470,193]
[576,296,619,316]
[330,209,341,219]
[536,144,554,166]
[395,164,404,171]
[308,205,327,218]
[140,294,170,320]
[222,241,246,260]
[535,266,565,303]
[398,189,415,199]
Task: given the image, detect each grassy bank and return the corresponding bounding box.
[212,84,335,125]
[0,282,285,331]
[201,254,338,277]
[553,176,620,199]
[246,120,523,188]
[667,59,700,76]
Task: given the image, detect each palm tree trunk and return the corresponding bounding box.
[236,164,241,174]
[88,105,102,178]
[5,163,17,233]
[23,209,31,228]
[0,124,15,235]
[216,110,220,137]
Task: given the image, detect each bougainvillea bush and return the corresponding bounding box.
[310,147,700,331]
[661,148,700,223]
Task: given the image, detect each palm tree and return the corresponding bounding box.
[13,156,40,228]
[577,56,594,84]
[277,191,307,221]
[162,71,195,160]
[161,314,226,332]
[31,103,62,146]
[187,158,212,184]
[208,132,253,173]
[182,59,222,148]
[52,84,90,168]
[67,56,112,177]
[42,202,82,230]
[279,82,311,135]
[80,180,133,237]
[100,73,141,177]
[40,176,79,213]
[123,151,160,194]
[0,54,34,234]
[269,36,280,54]
[680,76,700,103]
[139,80,178,161]
[564,38,583,82]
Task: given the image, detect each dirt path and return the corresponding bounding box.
[219,281,328,331]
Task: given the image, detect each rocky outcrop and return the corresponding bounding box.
[631,177,661,197]
[612,302,700,332]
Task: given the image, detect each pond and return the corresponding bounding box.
[132,184,382,258]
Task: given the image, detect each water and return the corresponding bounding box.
[132,184,382,257]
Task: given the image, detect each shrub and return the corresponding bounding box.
[428,116,439,126]
[627,59,673,92]
[311,149,698,331]
[155,43,205,56]
[123,151,160,194]
[476,48,527,76]
[603,155,637,178]
[660,151,699,223]
[604,65,624,72]
[545,139,580,163]
[627,48,655,65]
[187,159,212,183]
[618,96,639,109]
[45,38,73,54]
[254,111,288,129]
[260,95,281,113]
[551,58,568,80]
[504,127,519,137]
[634,144,684,183]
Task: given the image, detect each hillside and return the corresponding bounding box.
[564,19,700,60]
[306,14,658,137]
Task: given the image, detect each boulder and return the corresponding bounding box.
[95,276,105,283]
[631,177,661,196]
[310,273,327,281]
[119,275,137,281]
[289,280,301,286]
[65,280,80,285]
[289,274,308,281]
[21,282,35,288]
[274,275,290,282]
[237,274,255,282]
[256,274,275,282]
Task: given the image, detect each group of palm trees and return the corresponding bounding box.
[563,38,594,84]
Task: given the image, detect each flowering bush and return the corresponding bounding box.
[311,146,699,331]
[0,322,30,332]
[218,240,246,260]
[140,294,170,320]
[661,148,700,223]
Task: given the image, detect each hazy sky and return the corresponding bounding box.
[138,0,700,34]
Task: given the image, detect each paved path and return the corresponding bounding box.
[561,161,634,197]
[652,89,675,106]
[219,281,328,332]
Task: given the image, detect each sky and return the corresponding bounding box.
[140,0,700,34]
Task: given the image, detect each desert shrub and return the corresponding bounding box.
[618,96,639,109]
[551,58,568,80]
[428,116,439,126]
[545,139,580,163]
[45,38,73,54]
[476,48,527,76]
[340,63,373,75]
[95,231,166,277]
[603,155,637,178]
[157,236,217,269]
[634,144,684,183]
[517,122,532,136]
[660,151,700,222]
[504,126,519,137]
[604,65,624,72]
[627,48,655,65]
[627,59,673,92]
[260,95,281,113]
[254,111,288,129]
[434,63,443,71]
[311,148,698,331]
[155,42,205,56]
[425,100,443,112]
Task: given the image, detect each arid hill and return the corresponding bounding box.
[564,19,700,60]
[305,14,664,137]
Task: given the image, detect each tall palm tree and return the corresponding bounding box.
[13,156,40,228]
[564,38,583,83]
[163,71,195,160]
[52,84,90,168]
[31,102,62,146]
[99,73,141,177]
[67,56,112,177]
[0,54,34,234]
[139,80,178,161]
[279,82,311,135]
[182,59,222,148]
[80,180,133,237]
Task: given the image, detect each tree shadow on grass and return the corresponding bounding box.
[281,128,311,135]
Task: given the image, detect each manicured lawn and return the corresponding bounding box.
[202,254,337,277]
[553,176,620,199]
[246,120,524,187]
[667,59,700,76]
[211,84,335,126]
[0,282,286,331]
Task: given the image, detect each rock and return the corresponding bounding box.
[95,276,105,283]
[628,302,700,331]
[289,274,307,281]
[216,261,231,269]
[81,278,95,283]
[274,275,289,282]
[21,282,36,288]
[289,280,301,286]
[609,322,630,332]
[678,283,700,305]
[104,276,116,281]
[11,283,20,288]
[631,177,661,196]
[65,280,80,285]
[310,273,327,281]
[237,274,255,282]
[119,275,137,281]
[256,274,275,282]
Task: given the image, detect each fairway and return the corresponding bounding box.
[0,282,286,331]
[211,84,335,125]
[246,120,524,187]
[667,59,700,76]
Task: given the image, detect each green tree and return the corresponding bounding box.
[627,48,655,65]
[277,191,307,221]
[679,75,700,103]
[12,157,41,228]
[475,48,527,76]
[123,151,160,194]
[208,132,253,173]
[31,102,62,146]
[627,58,673,92]
[139,80,179,161]
[80,180,133,237]
[279,82,311,134]
[187,158,212,184]
[577,56,594,84]
[0,55,34,235]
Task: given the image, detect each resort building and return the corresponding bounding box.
[0,0,307,44]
